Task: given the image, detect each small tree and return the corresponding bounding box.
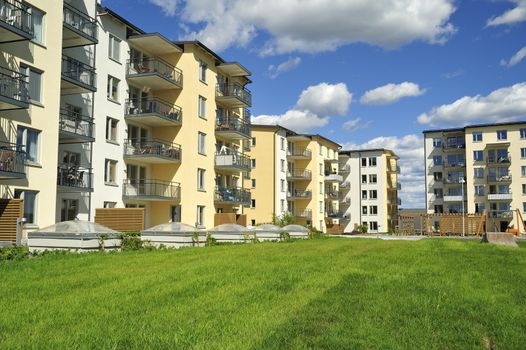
[359,224,368,234]
[275,212,295,227]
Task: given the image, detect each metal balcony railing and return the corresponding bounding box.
[287,190,312,199]
[287,169,312,180]
[61,55,96,89]
[215,115,251,138]
[215,83,252,106]
[487,156,511,165]
[126,58,183,86]
[487,174,512,182]
[215,151,251,172]
[338,163,350,173]
[63,2,98,42]
[0,0,32,38]
[59,108,94,139]
[444,161,466,169]
[287,148,312,158]
[0,66,29,106]
[125,97,182,124]
[57,164,93,191]
[0,141,25,177]
[443,144,465,151]
[214,186,251,205]
[123,179,181,200]
[294,209,312,219]
[124,139,181,161]
[489,210,513,219]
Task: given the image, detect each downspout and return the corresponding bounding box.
[423,134,427,214]
[358,151,362,228]
[88,37,97,221]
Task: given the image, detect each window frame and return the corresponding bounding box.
[197,168,206,190]
[108,34,121,62]
[104,159,117,185]
[198,95,207,119]
[107,75,120,102]
[198,132,206,155]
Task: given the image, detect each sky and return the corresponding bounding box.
[101,0,526,208]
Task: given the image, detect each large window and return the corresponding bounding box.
[31,7,44,44]
[14,190,37,224]
[20,65,42,103]
[198,132,206,155]
[104,159,117,184]
[108,34,121,62]
[199,61,207,82]
[106,117,118,142]
[197,168,205,190]
[198,96,206,118]
[107,76,119,101]
[16,126,40,163]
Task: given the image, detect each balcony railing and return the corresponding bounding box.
[444,161,465,169]
[443,195,466,202]
[0,66,29,109]
[125,97,182,125]
[340,197,351,205]
[487,156,511,165]
[216,83,252,106]
[287,148,312,159]
[388,164,401,173]
[443,144,465,151]
[327,210,346,218]
[124,139,181,162]
[0,0,33,40]
[325,172,343,182]
[215,151,251,172]
[489,210,513,219]
[215,116,251,139]
[487,192,512,201]
[59,108,94,141]
[126,58,183,87]
[123,179,181,200]
[214,186,251,205]
[338,163,350,173]
[487,174,512,182]
[61,55,96,91]
[293,209,312,219]
[57,164,93,191]
[63,2,98,44]
[0,141,25,178]
[325,191,342,200]
[287,190,312,199]
[287,169,312,180]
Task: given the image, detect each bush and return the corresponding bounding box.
[120,232,143,251]
[205,232,216,246]
[273,212,295,227]
[308,227,324,239]
[0,245,29,261]
[359,225,368,234]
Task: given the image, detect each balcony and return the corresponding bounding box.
[124,139,181,164]
[126,58,183,90]
[57,165,93,192]
[443,195,466,202]
[388,164,401,173]
[444,178,464,185]
[0,142,25,179]
[287,169,312,181]
[443,144,465,152]
[325,191,342,200]
[287,148,312,160]
[215,83,252,107]
[214,186,250,206]
[325,172,343,183]
[62,2,97,47]
[125,97,182,127]
[487,174,512,183]
[487,156,511,166]
[489,210,513,219]
[293,209,312,219]
[338,163,350,173]
[340,197,351,206]
[215,151,251,172]
[123,179,181,201]
[397,183,402,190]
[327,209,346,219]
[215,116,251,140]
[444,161,465,169]
[339,181,350,190]
[487,192,513,201]
[0,0,32,43]
[61,55,96,94]
[0,66,29,110]
[287,190,312,200]
[59,108,94,143]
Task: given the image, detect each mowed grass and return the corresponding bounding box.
[1,238,526,349]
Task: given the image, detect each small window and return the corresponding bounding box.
[361,175,367,184]
[433,172,443,181]
[199,61,207,82]
[319,144,322,155]
[473,150,484,161]
[280,159,285,172]
[106,117,118,142]
[369,222,378,231]
[198,132,206,155]
[369,206,378,215]
[319,182,323,194]
[472,132,482,142]
[280,200,285,213]
[108,34,121,61]
[251,199,256,208]
[521,128,526,139]
[361,158,367,167]
[432,138,442,148]
[522,184,526,194]
[523,202,526,213]
[103,201,116,208]
[474,168,484,179]
[198,96,206,118]
[521,148,526,159]
[104,159,117,184]
[14,189,37,224]
[474,185,484,196]
[251,137,256,146]
[362,190,367,199]
[197,168,205,190]
[20,65,42,103]
[280,179,284,192]
[252,179,256,188]
[107,76,119,101]
[362,206,368,215]
[16,126,40,163]
[369,174,377,183]
[251,159,256,168]
[369,190,377,199]
[319,163,323,176]
[319,201,323,213]
[497,130,507,140]
[196,206,205,226]
[31,7,45,44]
[280,137,285,150]
[368,157,377,167]
[251,219,256,226]
[434,205,443,214]
[433,155,442,166]
[522,166,526,177]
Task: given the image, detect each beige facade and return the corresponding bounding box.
[424,121,526,233]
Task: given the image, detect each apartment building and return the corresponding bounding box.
[338,149,400,233]
[424,121,526,233]
[246,124,341,233]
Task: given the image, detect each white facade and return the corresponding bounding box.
[275,129,288,216]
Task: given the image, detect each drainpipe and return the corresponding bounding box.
[358,151,362,228]
[424,135,428,214]
[87,41,96,221]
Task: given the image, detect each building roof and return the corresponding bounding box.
[251,124,341,148]
[97,5,145,34]
[339,148,399,158]
[422,120,526,134]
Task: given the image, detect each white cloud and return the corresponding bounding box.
[500,46,526,67]
[251,82,352,133]
[342,134,425,208]
[150,0,456,54]
[487,0,526,26]
[268,57,301,79]
[360,82,426,105]
[342,118,371,132]
[417,83,526,126]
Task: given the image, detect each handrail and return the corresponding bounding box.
[215,83,252,105]
[123,179,181,199]
[125,97,182,123]
[0,0,32,36]
[61,55,96,89]
[63,2,98,41]
[0,141,25,175]
[287,148,312,158]
[215,115,251,137]
[0,66,29,104]
[214,186,251,204]
[287,169,312,179]
[57,164,93,189]
[59,108,94,139]
[124,139,182,161]
[126,57,183,86]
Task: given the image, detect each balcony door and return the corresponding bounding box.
[127,164,146,195]
[128,125,148,148]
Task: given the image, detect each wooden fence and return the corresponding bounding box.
[214,213,247,226]
[0,199,23,242]
[95,208,145,232]
[398,213,484,236]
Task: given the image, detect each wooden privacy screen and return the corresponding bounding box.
[214,213,247,226]
[95,208,145,232]
[398,213,484,236]
[0,199,23,242]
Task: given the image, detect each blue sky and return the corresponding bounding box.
[101,0,526,208]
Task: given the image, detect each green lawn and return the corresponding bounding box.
[1,238,525,349]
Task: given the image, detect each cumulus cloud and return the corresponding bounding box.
[417,83,526,126]
[268,57,301,79]
[149,0,456,54]
[252,82,352,133]
[500,46,526,67]
[342,134,425,208]
[487,0,526,26]
[360,82,426,105]
[342,118,371,132]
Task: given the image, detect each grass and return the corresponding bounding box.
[1,238,525,349]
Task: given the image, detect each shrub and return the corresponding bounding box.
[279,231,290,241]
[308,227,324,239]
[205,232,216,246]
[273,212,295,227]
[359,225,368,234]
[120,232,143,251]
[0,245,29,261]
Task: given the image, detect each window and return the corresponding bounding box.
[198,132,206,155]
[280,200,284,213]
[523,184,526,195]
[197,168,205,190]
[474,185,484,196]
[107,76,119,101]
[473,150,483,161]
[369,222,378,231]
[521,128,526,139]
[497,130,507,140]
[199,60,207,82]
[432,138,442,148]
[61,199,78,221]
[319,182,323,194]
[369,157,377,166]
[362,190,367,199]
[361,158,367,167]
[198,96,206,118]
[433,155,442,166]
[319,201,323,213]
[103,201,116,208]
[20,65,42,103]
[475,203,485,214]
[362,206,368,215]
[434,188,443,198]
[196,206,205,226]
[31,7,44,44]
[319,144,322,155]
[280,159,285,172]
[251,199,256,208]
[369,190,377,199]
[369,174,377,183]
[104,159,117,184]
[474,168,484,179]
[62,151,80,167]
[252,179,256,188]
[434,205,443,214]
[280,137,285,150]
[433,172,443,181]
[361,175,367,184]
[16,126,40,163]
[250,137,256,147]
[369,206,378,215]
[14,190,37,224]
[251,219,256,226]
[524,203,526,213]
[521,148,526,159]
[106,117,118,142]
[319,163,323,175]
[280,179,285,192]
[522,166,526,177]
[251,159,256,168]
[108,34,121,61]
[472,132,482,142]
